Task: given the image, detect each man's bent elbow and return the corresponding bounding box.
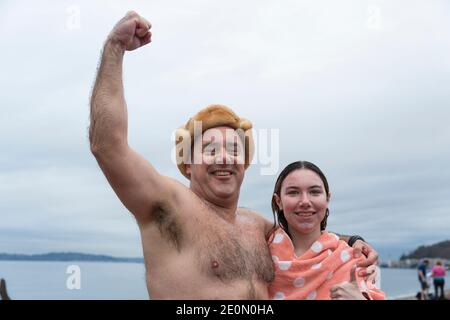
[89,125,126,157]
[90,143,103,158]
[89,128,103,158]
[90,142,114,159]
[89,138,128,160]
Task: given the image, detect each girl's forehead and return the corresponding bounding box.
[283,169,324,187]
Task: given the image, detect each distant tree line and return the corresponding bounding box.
[400,240,450,260]
[0,252,144,263]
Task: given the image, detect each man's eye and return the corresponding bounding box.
[203,147,215,155]
[225,147,235,155]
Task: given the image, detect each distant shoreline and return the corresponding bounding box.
[0,252,144,264]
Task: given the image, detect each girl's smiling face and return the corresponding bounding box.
[275,169,330,234]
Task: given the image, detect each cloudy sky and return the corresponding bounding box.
[1,0,449,261]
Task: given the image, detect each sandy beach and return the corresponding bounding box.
[394,289,450,300]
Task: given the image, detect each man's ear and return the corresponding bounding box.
[274,193,282,210]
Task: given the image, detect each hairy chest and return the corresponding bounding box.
[192,217,274,284]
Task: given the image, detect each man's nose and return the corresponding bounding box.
[214,147,233,164]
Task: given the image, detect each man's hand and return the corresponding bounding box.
[352,239,379,268]
[107,11,152,52]
[330,266,366,300]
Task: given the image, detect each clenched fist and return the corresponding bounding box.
[107,11,152,52]
[330,265,367,300]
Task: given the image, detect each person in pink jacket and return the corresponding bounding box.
[268,161,385,300]
[431,261,446,299]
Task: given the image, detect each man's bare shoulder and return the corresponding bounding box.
[162,175,189,193]
[237,207,273,232]
[237,207,262,218]
[163,176,211,207]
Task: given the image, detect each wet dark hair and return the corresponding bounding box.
[271,161,330,238]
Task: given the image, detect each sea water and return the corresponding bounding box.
[0,261,448,299]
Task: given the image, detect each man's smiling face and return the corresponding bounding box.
[186,126,245,204]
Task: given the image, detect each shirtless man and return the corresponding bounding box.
[89,11,378,299]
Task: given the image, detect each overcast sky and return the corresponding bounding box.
[1,0,449,261]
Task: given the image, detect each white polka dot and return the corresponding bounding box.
[340,250,350,263]
[273,233,284,243]
[311,241,323,253]
[293,277,305,288]
[307,290,317,300]
[278,261,292,271]
[328,249,332,256]
[311,263,322,270]
[360,281,367,291]
[274,292,285,300]
[271,255,279,262]
[327,271,334,280]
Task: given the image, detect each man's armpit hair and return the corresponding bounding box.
[151,201,183,251]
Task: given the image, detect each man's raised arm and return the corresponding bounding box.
[89,12,173,220]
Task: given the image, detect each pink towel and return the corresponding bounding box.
[268,228,385,300]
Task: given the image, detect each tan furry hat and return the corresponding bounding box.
[175,104,254,179]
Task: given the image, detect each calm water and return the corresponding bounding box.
[0,261,148,300]
[0,261,448,299]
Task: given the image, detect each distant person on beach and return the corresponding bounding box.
[268,161,385,300]
[417,259,430,300]
[431,261,446,299]
[0,278,11,300]
[89,11,380,299]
